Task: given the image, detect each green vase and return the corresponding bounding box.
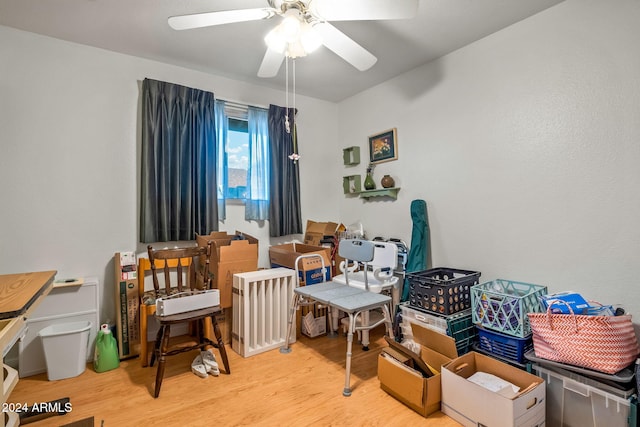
[364,173,376,190]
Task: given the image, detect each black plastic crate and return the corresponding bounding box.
[407,267,481,315]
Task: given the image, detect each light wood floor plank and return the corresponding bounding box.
[9,329,461,426]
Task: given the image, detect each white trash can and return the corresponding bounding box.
[39,321,92,381]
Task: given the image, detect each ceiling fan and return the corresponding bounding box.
[168,0,419,78]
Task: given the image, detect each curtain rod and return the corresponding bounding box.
[218,98,269,111]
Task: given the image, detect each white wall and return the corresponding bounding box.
[3,0,639,327]
[337,0,640,318]
[0,26,340,323]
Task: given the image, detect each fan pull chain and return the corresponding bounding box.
[284,57,290,134]
[292,58,296,130]
[291,58,298,156]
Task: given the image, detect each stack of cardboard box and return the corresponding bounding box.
[302,220,346,276]
[196,230,259,344]
[378,322,546,426]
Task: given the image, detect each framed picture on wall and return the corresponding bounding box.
[368,128,398,164]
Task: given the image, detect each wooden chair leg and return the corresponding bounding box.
[140,308,148,367]
[196,319,205,345]
[150,325,163,367]
[211,315,230,374]
[154,324,171,398]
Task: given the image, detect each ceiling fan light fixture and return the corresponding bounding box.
[264,27,287,53]
[286,40,307,59]
[264,10,321,58]
[169,0,419,76]
[300,23,322,53]
[280,10,302,41]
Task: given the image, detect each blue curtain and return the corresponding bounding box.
[140,78,218,243]
[245,106,270,220]
[215,100,228,220]
[268,104,303,237]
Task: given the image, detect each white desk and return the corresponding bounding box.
[0,271,56,427]
[280,281,394,396]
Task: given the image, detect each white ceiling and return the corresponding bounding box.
[0,0,565,102]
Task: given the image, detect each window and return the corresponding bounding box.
[226,118,249,200]
[216,100,270,221]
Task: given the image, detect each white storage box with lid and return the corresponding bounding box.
[39,320,92,380]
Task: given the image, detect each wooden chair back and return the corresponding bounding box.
[146,245,211,298]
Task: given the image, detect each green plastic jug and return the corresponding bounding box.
[94,324,120,373]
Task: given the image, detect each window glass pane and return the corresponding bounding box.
[226,119,248,200]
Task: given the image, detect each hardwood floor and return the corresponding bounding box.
[9,328,461,426]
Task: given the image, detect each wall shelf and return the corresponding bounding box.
[343,175,361,194]
[342,146,360,166]
[359,187,400,200]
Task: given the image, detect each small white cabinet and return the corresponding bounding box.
[18,277,99,378]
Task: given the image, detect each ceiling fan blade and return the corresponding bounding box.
[309,0,418,21]
[168,8,275,31]
[257,48,285,78]
[314,22,377,71]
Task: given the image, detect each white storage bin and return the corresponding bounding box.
[532,364,633,427]
[39,321,92,381]
[400,304,448,334]
[19,277,99,378]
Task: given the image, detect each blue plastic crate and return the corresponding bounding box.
[476,325,533,365]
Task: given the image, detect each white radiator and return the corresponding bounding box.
[232,268,297,357]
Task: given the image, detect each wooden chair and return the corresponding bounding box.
[140,244,230,398]
[138,256,189,367]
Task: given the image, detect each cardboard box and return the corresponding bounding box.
[441,351,545,427]
[214,307,232,345]
[303,220,346,275]
[268,243,331,285]
[303,220,343,246]
[380,347,412,366]
[196,231,259,309]
[114,252,140,359]
[377,323,458,417]
[301,312,326,338]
